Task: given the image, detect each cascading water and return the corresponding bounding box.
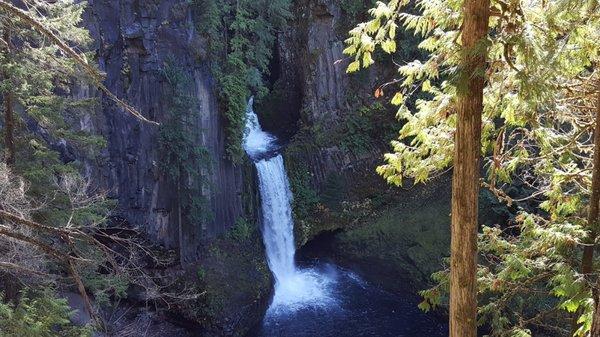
[243,98,448,336]
[243,98,335,314]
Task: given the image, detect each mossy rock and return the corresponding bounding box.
[331,191,451,290]
[301,172,508,294]
[180,224,272,336]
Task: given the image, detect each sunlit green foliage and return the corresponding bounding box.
[287,159,320,223]
[345,0,600,335]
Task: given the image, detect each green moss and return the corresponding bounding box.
[320,173,346,211]
[287,163,320,221]
[227,217,253,243]
[196,267,207,281]
[282,141,334,246]
[324,177,508,292]
[184,222,271,335]
[333,198,451,287]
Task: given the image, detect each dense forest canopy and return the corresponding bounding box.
[0,0,600,336]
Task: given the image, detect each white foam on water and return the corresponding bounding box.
[243,97,277,160]
[243,98,335,315]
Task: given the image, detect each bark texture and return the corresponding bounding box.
[2,83,13,166]
[582,79,600,276]
[449,1,490,337]
[593,290,600,337]
[589,79,600,337]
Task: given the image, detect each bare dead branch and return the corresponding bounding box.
[0,261,48,276]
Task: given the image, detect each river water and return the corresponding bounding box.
[243,98,448,337]
[247,259,448,337]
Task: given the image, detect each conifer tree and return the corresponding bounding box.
[448,1,489,335]
[345,0,599,335]
[0,0,154,167]
[0,1,193,329]
[589,79,600,337]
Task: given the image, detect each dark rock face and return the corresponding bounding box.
[275,0,349,125]
[274,0,384,190]
[296,0,348,125]
[71,2,274,334]
[274,0,453,302]
[80,0,243,261]
[68,0,403,334]
[77,0,364,259]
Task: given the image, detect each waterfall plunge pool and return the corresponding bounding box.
[247,259,448,337]
[243,98,448,337]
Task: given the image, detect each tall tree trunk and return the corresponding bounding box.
[2,29,14,167]
[588,77,600,337]
[449,1,490,337]
[582,79,600,276]
[593,290,600,337]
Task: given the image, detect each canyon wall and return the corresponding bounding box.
[70,0,422,334]
[78,0,380,263]
[80,0,244,262]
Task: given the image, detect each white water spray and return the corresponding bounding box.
[243,98,335,314]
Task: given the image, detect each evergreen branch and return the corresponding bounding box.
[0,0,159,126]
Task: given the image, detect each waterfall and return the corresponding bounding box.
[255,155,297,281]
[243,98,335,314]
